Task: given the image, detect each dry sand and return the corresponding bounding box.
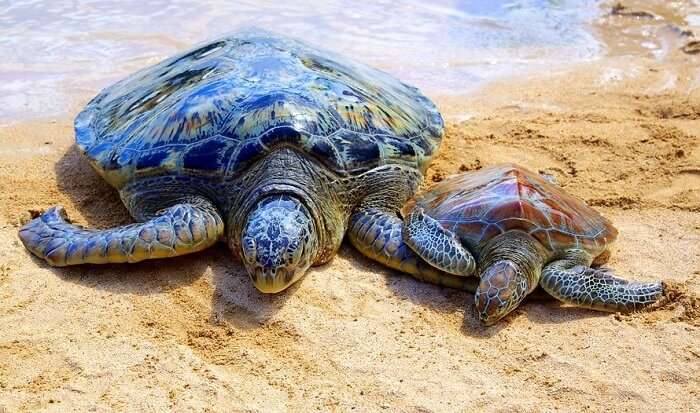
[1,3,700,412]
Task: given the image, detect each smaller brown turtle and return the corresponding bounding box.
[350,164,664,325]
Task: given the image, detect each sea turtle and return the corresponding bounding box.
[351,164,664,325]
[18,30,445,293]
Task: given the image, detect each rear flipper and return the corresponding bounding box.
[540,251,664,312]
[348,207,478,292]
[19,201,223,266]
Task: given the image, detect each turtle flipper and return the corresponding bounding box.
[19,202,224,266]
[348,208,478,292]
[540,251,664,312]
[403,207,475,276]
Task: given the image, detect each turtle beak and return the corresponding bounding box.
[250,267,305,294]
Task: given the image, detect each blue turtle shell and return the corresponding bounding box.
[75,30,444,189]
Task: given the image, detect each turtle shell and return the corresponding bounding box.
[75,30,443,189]
[403,164,618,255]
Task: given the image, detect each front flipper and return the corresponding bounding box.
[19,201,224,266]
[540,250,664,312]
[404,207,475,276]
[348,208,478,292]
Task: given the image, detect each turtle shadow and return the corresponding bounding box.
[337,244,471,314]
[208,253,307,330]
[521,302,609,325]
[29,239,297,327]
[35,250,210,296]
[54,144,132,228]
[46,144,208,295]
[459,301,607,338]
[44,145,295,324]
[338,242,604,336]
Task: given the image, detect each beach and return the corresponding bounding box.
[1,1,699,411]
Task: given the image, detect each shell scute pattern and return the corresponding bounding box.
[406,164,617,254]
[76,30,443,189]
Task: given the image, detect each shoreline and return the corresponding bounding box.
[1,2,700,411]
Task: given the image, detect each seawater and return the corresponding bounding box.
[0,0,602,122]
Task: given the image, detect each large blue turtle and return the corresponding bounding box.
[19,30,445,293]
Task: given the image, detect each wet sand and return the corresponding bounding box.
[1,3,700,412]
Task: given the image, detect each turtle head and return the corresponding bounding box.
[474,260,529,325]
[239,194,318,293]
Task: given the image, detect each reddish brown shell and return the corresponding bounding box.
[403,164,618,255]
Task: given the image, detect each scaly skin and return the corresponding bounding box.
[225,148,346,270]
[474,231,544,325]
[347,162,480,292]
[347,208,479,292]
[19,200,223,266]
[540,249,664,312]
[240,194,318,293]
[404,207,476,276]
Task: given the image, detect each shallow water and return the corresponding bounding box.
[0,0,604,122]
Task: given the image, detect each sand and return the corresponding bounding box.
[1,3,699,412]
